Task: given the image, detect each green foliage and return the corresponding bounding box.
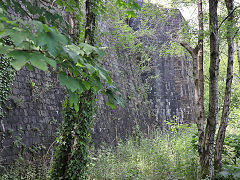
[116,0,141,18]
[222,134,240,166]
[165,116,191,134]
[0,7,123,110]
[87,128,199,179]
[1,0,69,34]
[0,1,125,178]
[216,165,240,180]
[1,161,47,180]
[0,151,50,180]
[0,56,15,118]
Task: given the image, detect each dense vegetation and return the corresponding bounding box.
[0,0,239,179]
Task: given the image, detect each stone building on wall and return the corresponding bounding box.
[0,1,194,167]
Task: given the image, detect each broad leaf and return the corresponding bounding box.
[97,66,112,85]
[58,72,84,93]
[69,91,79,112]
[79,43,97,56]
[29,52,48,71]
[8,50,29,70]
[106,101,115,109]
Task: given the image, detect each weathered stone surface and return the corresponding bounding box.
[0,1,195,166]
[91,3,195,147]
[0,67,64,167]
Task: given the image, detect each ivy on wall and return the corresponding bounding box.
[0,56,15,118]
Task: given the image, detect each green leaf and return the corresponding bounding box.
[8,50,29,70]
[58,72,84,93]
[95,48,105,58]
[97,66,112,85]
[44,57,56,70]
[106,101,115,109]
[79,43,97,56]
[82,81,91,90]
[29,52,48,71]
[9,31,30,46]
[65,44,85,57]
[0,22,4,32]
[69,92,79,112]
[84,63,96,73]
[36,31,66,57]
[25,63,33,71]
[127,10,136,19]
[0,45,14,54]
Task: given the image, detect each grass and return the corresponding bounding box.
[87,125,199,180]
[1,122,239,180]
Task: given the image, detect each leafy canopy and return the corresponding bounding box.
[0,7,123,110]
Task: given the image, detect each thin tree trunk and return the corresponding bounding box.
[85,0,96,45]
[179,43,200,134]
[51,0,97,178]
[201,0,219,179]
[214,0,234,172]
[197,0,205,164]
[236,40,240,75]
[180,0,205,169]
[69,0,96,178]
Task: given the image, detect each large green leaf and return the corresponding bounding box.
[79,43,97,56]
[65,44,84,57]
[29,52,48,71]
[36,30,66,57]
[58,72,84,93]
[0,45,14,54]
[44,57,57,70]
[7,50,51,71]
[8,50,29,70]
[9,30,32,46]
[82,81,91,90]
[97,65,112,85]
[84,63,96,73]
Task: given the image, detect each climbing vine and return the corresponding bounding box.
[0,56,15,118]
[50,92,95,179]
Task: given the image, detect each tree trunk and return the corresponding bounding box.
[236,40,240,75]
[214,0,234,172]
[51,0,97,178]
[180,0,205,169]
[69,0,96,178]
[201,0,219,179]
[197,0,205,164]
[85,0,96,45]
[179,43,200,134]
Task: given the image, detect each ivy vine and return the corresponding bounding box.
[51,92,95,179]
[0,56,15,118]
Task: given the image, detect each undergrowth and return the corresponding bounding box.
[87,125,199,180]
[1,122,239,179]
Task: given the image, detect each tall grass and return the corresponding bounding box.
[87,125,199,180]
[1,123,239,179]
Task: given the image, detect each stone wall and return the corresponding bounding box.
[92,3,195,147]
[0,1,195,166]
[0,67,64,167]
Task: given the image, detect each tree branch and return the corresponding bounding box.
[219,6,240,29]
[180,41,199,56]
[180,41,194,54]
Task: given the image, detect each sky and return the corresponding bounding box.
[150,0,240,22]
